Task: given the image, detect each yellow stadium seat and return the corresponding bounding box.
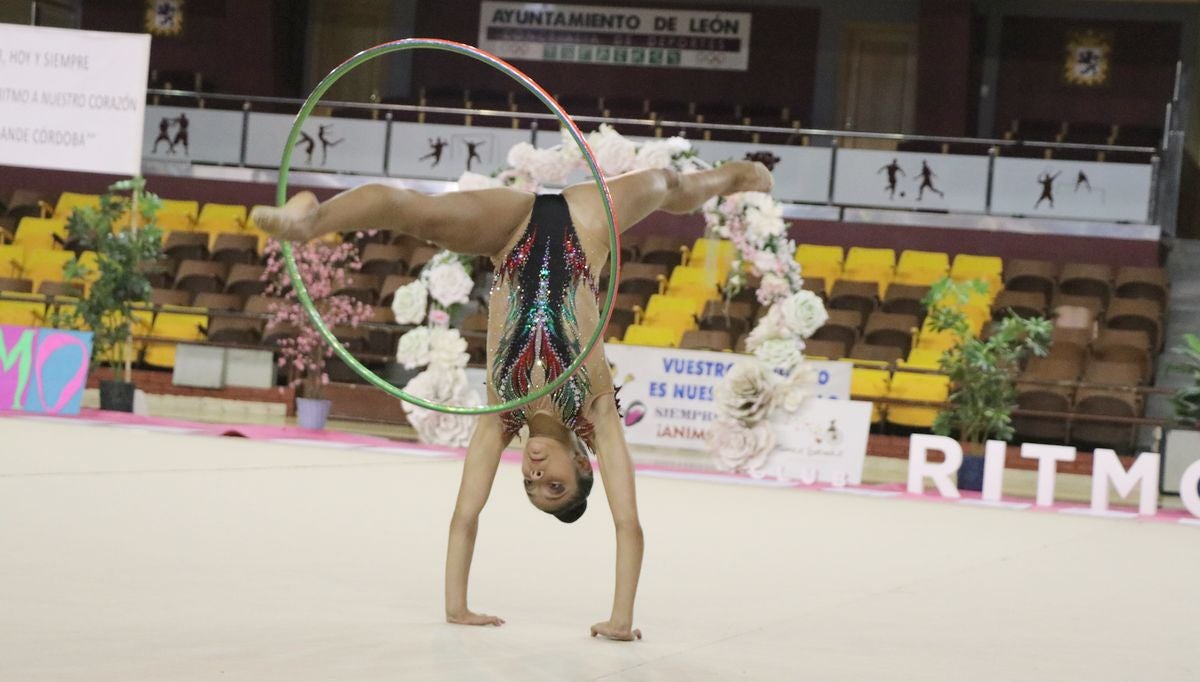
[197,203,247,227]
[898,347,944,371]
[642,294,702,332]
[0,244,26,279]
[688,238,735,278]
[13,218,68,251]
[894,250,950,287]
[850,367,891,424]
[72,251,101,291]
[22,249,74,291]
[950,254,1004,293]
[0,295,47,327]
[143,311,208,368]
[53,192,101,219]
[885,371,950,429]
[841,247,896,296]
[159,199,200,219]
[622,324,681,348]
[795,244,843,289]
[155,213,194,233]
[666,266,721,302]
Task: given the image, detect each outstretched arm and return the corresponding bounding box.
[586,393,644,641]
[445,412,509,626]
[250,184,535,258]
[563,160,772,243]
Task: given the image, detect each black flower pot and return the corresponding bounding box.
[958,453,986,492]
[99,380,135,413]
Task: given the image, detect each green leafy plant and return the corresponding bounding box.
[1168,333,1200,428]
[49,177,165,382]
[923,277,1053,446]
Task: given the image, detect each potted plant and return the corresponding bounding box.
[1165,333,1200,496]
[923,278,1052,490]
[51,177,165,412]
[261,236,373,430]
[1168,333,1200,429]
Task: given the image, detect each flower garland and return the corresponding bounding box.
[452,124,830,472]
[390,251,480,447]
[456,123,706,192]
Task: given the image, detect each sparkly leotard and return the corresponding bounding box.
[492,194,599,445]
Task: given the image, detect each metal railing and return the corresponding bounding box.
[147,87,1161,155]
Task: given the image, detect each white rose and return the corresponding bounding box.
[744,308,784,352]
[428,328,470,369]
[633,140,676,171]
[558,128,584,164]
[707,418,776,474]
[525,146,578,185]
[714,358,776,424]
[777,363,817,412]
[391,280,428,325]
[456,171,503,191]
[395,326,431,369]
[751,249,778,275]
[506,142,537,169]
[402,368,480,446]
[422,263,474,308]
[776,290,828,340]
[756,273,793,307]
[752,338,802,374]
[587,124,638,176]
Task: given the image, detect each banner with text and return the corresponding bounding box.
[142,105,243,166]
[833,149,990,214]
[479,2,752,71]
[990,157,1153,223]
[604,343,851,450]
[0,24,150,175]
[389,122,531,181]
[0,325,93,416]
[244,113,387,176]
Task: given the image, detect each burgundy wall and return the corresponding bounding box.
[994,16,1180,133]
[411,1,820,117]
[80,0,294,97]
[915,0,972,136]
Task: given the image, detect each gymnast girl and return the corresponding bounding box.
[252,160,772,641]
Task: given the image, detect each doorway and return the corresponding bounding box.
[838,23,918,150]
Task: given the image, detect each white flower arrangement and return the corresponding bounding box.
[456,123,704,194]
[447,125,830,468]
[703,191,804,307]
[389,250,481,447]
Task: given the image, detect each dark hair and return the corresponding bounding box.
[551,469,594,523]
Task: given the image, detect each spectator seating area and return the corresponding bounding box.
[0,187,1170,452]
[381,87,808,144]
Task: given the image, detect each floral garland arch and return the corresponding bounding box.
[391,125,828,464]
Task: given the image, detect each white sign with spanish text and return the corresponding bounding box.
[604,343,850,450]
[479,2,752,71]
[0,24,150,175]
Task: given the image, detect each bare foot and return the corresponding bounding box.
[250,191,319,242]
[736,160,774,194]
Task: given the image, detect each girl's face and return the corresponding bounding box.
[521,436,587,512]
